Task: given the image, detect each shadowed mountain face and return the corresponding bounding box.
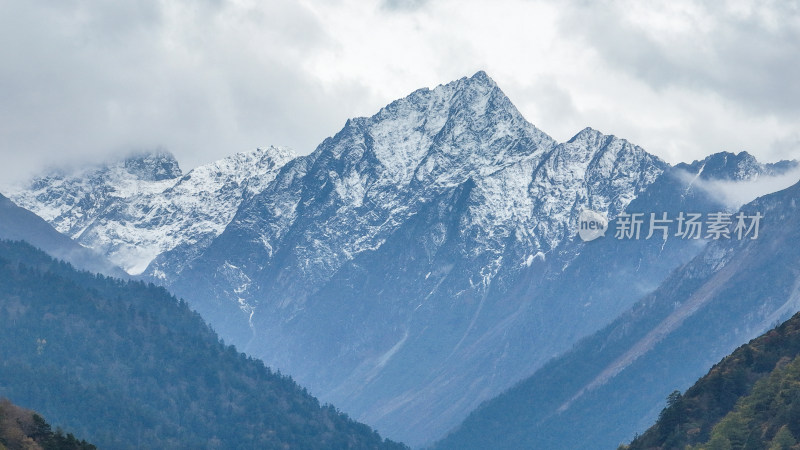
[434,177,800,450]
[0,193,127,278]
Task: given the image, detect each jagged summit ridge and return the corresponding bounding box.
[678,150,799,180]
[327,70,556,189]
[528,130,666,248]
[8,146,296,274]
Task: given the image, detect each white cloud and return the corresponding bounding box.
[0,0,798,186]
[679,165,800,209]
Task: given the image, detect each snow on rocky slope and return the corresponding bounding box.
[8,147,294,274]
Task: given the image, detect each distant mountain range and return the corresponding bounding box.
[9,147,293,275]
[6,71,799,447]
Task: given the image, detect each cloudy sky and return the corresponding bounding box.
[1,0,798,183]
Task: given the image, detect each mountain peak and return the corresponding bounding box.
[559,127,662,169]
[567,127,607,144]
[532,126,667,228]
[703,150,756,165]
[465,69,494,86]
[471,69,490,79]
[450,69,499,99]
[317,71,555,188]
[255,145,296,161]
[122,149,182,181]
[679,151,771,181]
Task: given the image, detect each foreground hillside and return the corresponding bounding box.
[625,309,800,450]
[0,398,95,450]
[0,240,405,449]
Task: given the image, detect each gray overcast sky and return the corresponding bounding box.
[1,0,799,184]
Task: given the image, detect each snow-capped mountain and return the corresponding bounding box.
[164,71,667,446]
[15,71,792,447]
[8,147,295,275]
[178,71,664,310]
[9,71,672,447]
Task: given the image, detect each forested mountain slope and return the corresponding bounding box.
[0,397,96,450]
[0,240,405,449]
